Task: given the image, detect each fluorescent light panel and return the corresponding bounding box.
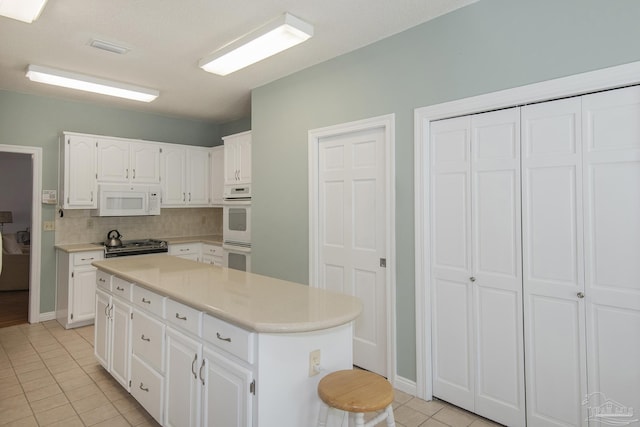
[199,13,313,76]
[0,0,48,23]
[26,65,159,103]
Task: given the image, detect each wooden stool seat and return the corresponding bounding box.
[317,369,396,427]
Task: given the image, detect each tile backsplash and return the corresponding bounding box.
[55,207,222,244]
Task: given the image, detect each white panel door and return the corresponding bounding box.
[71,268,97,323]
[65,135,97,208]
[161,146,186,206]
[582,86,640,425]
[165,328,202,427]
[318,127,387,375]
[94,289,110,369]
[97,138,129,182]
[187,148,210,205]
[521,98,588,427]
[470,108,525,427]
[131,143,161,183]
[430,109,525,427]
[110,298,132,390]
[430,116,474,410]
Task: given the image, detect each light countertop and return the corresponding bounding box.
[55,234,223,253]
[92,255,362,334]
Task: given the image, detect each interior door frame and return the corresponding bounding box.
[308,113,396,381]
[0,144,43,324]
[414,60,640,400]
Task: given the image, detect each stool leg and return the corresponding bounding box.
[317,402,329,427]
[385,405,396,427]
[354,412,366,427]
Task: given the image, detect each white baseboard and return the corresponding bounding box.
[393,374,418,397]
[37,311,56,322]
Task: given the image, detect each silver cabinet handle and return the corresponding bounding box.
[104,304,109,316]
[90,191,94,202]
[175,313,187,321]
[216,332,231,343]
[141,334,150,342]
[98,277,105,282]
[133,169,136,179]
[199,359,205,386]
[126,168,129,179]
[116,286,124,291]
[577,292,585,299]
[81,257,95,261]
[142,297,151,304]
[183,192,186,202]
[470,277,476,282]
[189,192,192,202]
[108,304,113,318]
[191,354,198,379]
[139,383,149,392]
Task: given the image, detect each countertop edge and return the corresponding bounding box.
[92,260,362,334]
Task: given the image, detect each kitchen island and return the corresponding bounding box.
[92,255,362,427]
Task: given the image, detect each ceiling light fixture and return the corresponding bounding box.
[0,0,48,23]
[199,12,313,76]
[90,39,130,55]
[25,65,159,103]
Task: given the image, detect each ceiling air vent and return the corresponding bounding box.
[90,39,129,55]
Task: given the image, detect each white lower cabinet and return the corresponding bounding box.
[202,346,253,427]
[169,243,201,262]
[131,354,164,424]
[165,328,202,427]
[56,249,104,328]
[94,281,132,391]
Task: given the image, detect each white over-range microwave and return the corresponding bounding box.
[92,184,161,217]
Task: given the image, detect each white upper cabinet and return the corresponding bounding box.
[209,146,224,206]
[223,131,251,185]
[60,133,98,209]
[160,144,210,207]
[97,138,161,184]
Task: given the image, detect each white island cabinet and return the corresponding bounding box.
[93,255,361,427]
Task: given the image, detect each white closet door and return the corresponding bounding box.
[470,108,525,427]
[521,98,588,427]
[430,116,474,410]
[583,86,640,422]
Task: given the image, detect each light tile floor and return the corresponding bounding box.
[0,321,502,427]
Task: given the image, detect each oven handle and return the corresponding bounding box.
[223,243,252,253]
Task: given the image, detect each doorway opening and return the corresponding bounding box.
[0,145,43,326]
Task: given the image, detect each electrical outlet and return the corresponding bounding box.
[43,221,55,231]
[309,349,321,377]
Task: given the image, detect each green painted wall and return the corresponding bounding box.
[220,117,251,142]
[251,0,640,381]
[0,90,220,314]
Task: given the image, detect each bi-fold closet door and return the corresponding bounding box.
[430,107,526,427]
[431,85,640,427]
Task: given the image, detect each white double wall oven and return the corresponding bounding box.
[223,183,251,272]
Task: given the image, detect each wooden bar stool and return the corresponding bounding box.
[317,369,396,427]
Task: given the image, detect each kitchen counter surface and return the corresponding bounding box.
[92,255,362,334]
[55,235,223,253]
[55,242,105,253]
[161,234,223,245]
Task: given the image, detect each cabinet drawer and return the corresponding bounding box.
[202,314,255,364]
[165,299,202,336]
[130,355,164,425]
[112,277,133,301]
[73,251,103,266]
[133,286,166,318]
[202,244,222,257]
[132,309,165,372]
[169,243,200,256]
[96,271,111,291]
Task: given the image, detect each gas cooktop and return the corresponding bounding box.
[103,239,168,258]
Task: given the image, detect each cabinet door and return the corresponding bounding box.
[161,145,187,206]
[131,142,161,183]
[64,135,97,208]
[97,138,129,182]
[210,146,224,205]
[94,289,111,369]
[521,98,587,427]
[236,134,251,184]
[71,267,97,323]
[110,298,132,390]
[165,328,202,427]
[223,140,239,185]
[202,346,253,427]
[583,86,640,420]
[187,148,210,205]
